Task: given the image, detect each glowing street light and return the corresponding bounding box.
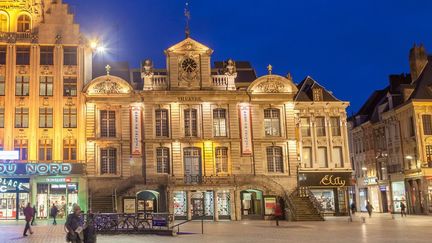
[405,155,413,160]
[90,40,98,49]
[96,45,106,53]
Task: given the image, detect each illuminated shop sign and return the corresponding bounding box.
[0,178,30,193]
[0,163,84,176]
[0,151,19,160]
[299,172,353,187]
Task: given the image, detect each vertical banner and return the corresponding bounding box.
[239,104,253,155]
[131,106,142,155]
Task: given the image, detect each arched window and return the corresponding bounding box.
[17,14,31,32]
[0,13,8,32]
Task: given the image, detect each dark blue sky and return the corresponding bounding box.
[73,0,432,114]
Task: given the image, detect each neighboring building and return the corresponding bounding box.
[0,0,92,220]
[350,44,432,215]
[84,36,352,219]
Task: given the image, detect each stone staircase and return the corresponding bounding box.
[90,195,114,213]
[289,189,324,221]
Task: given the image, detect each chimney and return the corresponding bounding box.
[409,44,428,81]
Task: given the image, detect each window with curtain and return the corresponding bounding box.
[155,109,169,137]
[156,147,170,173]
[15,75,30,96]
[316,117,326,136]
[332,147,343,168]
[317,147,328,168]
[101,148,117,174]
[63,77,77,96]
[330,117,341,136]
[302,147,312,168]
[17,14,31,32]
[264,108,280,136]
[266,146,283,173]
[39,76,53,96]
[39,139,52,161]
[300,117,311,137]
[215,147,229,174]
[213,108,227,137]
[100,110,116,137]
[39,107,53,128]
[14,139,28,161]
[184,108,197,137]
[63,139,77,161]
[63,107,77,128]
[15,107,29,128]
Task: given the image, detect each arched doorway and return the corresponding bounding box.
[136,190,159,213]
[240,189,263,219]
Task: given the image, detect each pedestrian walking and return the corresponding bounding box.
[51,203,58,225]
[400,201,407,217]
[31,205,37,226]
[366,201,374,218]
[350,202,356,215]
[274,203,282,226]
[23,203,34,237]
[66,205,84,243]
[83,211,97,243]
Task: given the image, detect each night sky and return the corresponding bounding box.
[72,0,432,114]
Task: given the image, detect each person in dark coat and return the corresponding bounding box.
[400,201,407,217]
[66,205,83,243]
[23,203,34,237]
[273,203,283,226]
[350,202,356,215]
[31,205,37,225]
[366,201,374,218]
[83,211,97,243]
[51,204,58,225]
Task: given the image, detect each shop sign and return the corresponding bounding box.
[264,197,276,215]
[46,177,72,183]
[130,106,142,155]
[0,151,19,160]
[298,172,352,187]
[152,215,167,227]
[0,178,29,192]
[239,105,253,155]
[379,185,387,192]
[0,163,84,176]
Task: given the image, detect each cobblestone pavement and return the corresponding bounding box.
[0,214,431,243]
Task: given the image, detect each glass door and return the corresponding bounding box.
[191,198,204,219]
[49,184,67,219]
[0,193,16,219]
[18,193,29,220]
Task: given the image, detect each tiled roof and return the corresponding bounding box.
[294,76,341,102]
[409,56,432,100]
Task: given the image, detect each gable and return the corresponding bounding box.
[247,74,298,94]
[165,37,213,55]
[84,75,133,96]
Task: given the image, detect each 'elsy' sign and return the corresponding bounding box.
[0,163,84,176]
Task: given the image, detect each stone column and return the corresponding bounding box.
[187,190,192,220]
[214,190,219,221]
[234,189,241,221]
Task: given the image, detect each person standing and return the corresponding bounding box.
[83,211,97,243]
[66,205,84,243]
[31,205,37,226]
[274,203,282,226]
[366,201,374,218]
[400,201,407,217]
[350,202,356,215]
[23,203,34,237]
[51,204,58,225]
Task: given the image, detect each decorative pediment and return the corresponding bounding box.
[165,37,213,55]
[248,74,298,94]
[84,75,133,96]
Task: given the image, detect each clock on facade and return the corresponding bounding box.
[181,58,198,73]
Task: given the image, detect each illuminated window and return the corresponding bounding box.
[312,87,323,101]
[16,47,30,65]
[184,108,197,137]
[63,77,77,96]
[215,147,228,174]
[264,108,280,136]
[101,148,117,174]
[100,110,116,137]
[39,139,52,161]
[63,139,77,162]
[184,147,201,181]
[156,147,170,174]
[17,14,31,32]
[15,107,29,128]
[213,108,227,137]
[155,109,169,137]
[39,107,53,128]
[14,139,28,161]
[300,117,311,137]
[40,46,54,65]
[0,13,7,32]
[0,107,4,128]
[317,147,328,168]
[316,117,326,136]
[422,114,432,135]
[426,145,432,168]
[63,47,77,66]
[332,147,343,168]
[39,76,53,96]
[63,107,77,128]
[266,146,283,173]
[330,117,341,136]
[302,147,312,168]
[15,75,29,96]
[0,75,4,96]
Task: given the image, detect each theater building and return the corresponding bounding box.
[0,0,91,219]
[86,36,352,219]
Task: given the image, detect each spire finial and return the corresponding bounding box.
[105,65,111,76]
[267,64,273,75]
[184,1,191,38]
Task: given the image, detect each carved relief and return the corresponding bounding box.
[41,65,53,75]
[92,79,125,94]
[256,80,285,93]
[317,138,327,146]
[17,65,29,75]
[64,65,77,76]
[332,137,343,145]
[302,138,312,145]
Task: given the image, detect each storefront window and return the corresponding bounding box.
[359,188,368,212]
[392,181,406,213]
[35,182,79,219]
[173,191,187,218]
[0,178,30,220]
[204,191,214,217]
[217,191,231,219]
[311,189,335,212]
[370,186,380,212]
[241,189,263,217]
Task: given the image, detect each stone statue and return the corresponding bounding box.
[224,59,236,76]
[142,59,154,76]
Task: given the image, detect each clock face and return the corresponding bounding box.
[181,58,198,73]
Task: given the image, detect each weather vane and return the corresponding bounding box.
[184,1,191,37]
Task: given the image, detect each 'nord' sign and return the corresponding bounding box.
[0,163,83,176]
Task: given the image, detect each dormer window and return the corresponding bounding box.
[312,87,323,102]
[17,14,31,33]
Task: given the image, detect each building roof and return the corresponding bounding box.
[409,56,432,100]
[213,61,257,83]
[294,76,341,102]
